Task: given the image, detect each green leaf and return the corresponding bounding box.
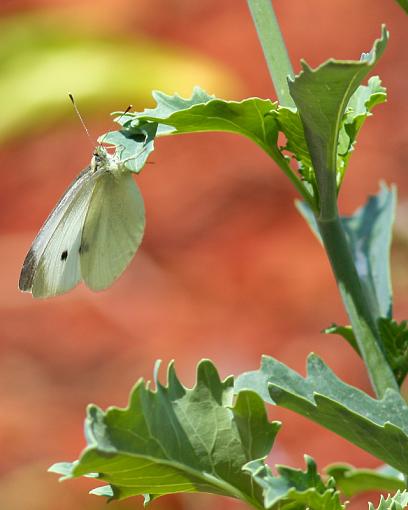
[118,88,282,159]
[245,455,344,510]
[341,183,396,319]
[288,26,388,218]
[235,354,408,474]
[99,122,157,173]
[378,318,408,386]
[275,76,386,203]
[369,491,408,510]
[395,0,408,14]
[297,184,396,320]
[326,463,405,498]
[119,86,215,135]
[324,324,360,355]
[324,317,408,387]
[50,360,281,507]
[337,76,386,186]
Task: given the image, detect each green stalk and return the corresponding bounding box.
[247,0,316,206]
[317,214,398,397]
[247,0,295,108]
[248,0,397,396]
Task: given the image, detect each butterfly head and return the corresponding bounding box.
[91,146,108,171]
[91,145,120,175]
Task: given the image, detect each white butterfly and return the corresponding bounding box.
[19,144,145,298]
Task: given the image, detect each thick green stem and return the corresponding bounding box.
[248,0,397,397]
[317,214,398,397]
[247,0,295,108]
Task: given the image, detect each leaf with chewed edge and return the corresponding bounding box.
[288,26,388,215]
[117,88,283,163]
[99,122,157,173]
[235,354,408,474]
[369,491,408,510]
[245,455,344,510]
[50,360,280,507]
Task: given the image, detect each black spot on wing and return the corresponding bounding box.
[19,247,38,291]
[18,164,97,296]
[61,250,68,261]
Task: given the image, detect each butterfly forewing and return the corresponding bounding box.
[19,167,92,293]
[20,167,97,298]
[80,171,145,291]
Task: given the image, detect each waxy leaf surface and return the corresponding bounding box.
[235,354,408,474]
[297,184,396,320]
[117,88,283,162]
[369,491,408,510]
[50,360,280,506]
[288,26,388,215]
[245,456,344,510]
[99,122,157,173]
[326,464,405,498]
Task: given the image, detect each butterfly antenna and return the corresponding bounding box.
[98,104,133,147]
[117,104,133,123]
[68,94,94,148]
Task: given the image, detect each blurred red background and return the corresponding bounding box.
[1,1,408,509]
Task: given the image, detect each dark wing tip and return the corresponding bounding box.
[18,248,37,292]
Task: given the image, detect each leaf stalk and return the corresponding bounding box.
[247,0,295,108]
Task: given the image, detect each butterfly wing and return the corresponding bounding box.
[80,171,145,291]
[19,167,96,298]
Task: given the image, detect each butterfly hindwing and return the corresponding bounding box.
[80,171,145,291]
[25,169,96,298]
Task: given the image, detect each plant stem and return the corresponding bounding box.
[247,0,316,208]
[317,214,399,397]
[247,0,295,108]
[248,0,397,397]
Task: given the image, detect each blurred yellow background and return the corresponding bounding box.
[1,1,408,509]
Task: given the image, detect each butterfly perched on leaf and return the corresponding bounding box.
[19,118,156,299]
